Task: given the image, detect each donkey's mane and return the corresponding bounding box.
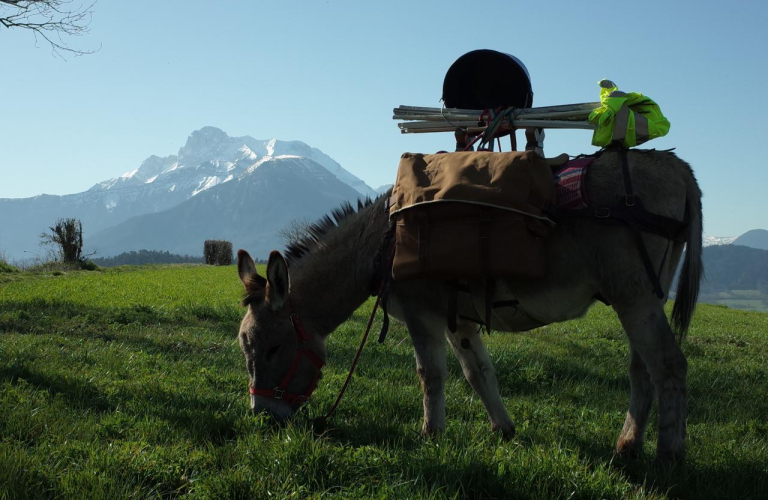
[284,196,378,266]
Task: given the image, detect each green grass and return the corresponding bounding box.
[698,289,768,312]
[718,299,766,310]
[1,265,767,499]
[729,290,765,299]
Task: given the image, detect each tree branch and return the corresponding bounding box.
[0,0,99,58]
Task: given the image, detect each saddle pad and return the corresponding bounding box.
[553,157,593,210]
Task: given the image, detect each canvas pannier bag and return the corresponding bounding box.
[389,150,556,281]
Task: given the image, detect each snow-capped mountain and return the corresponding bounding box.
[88,126,375,206]
[0,127,375,260]
[86,155,365,259]
[703,236,737,247]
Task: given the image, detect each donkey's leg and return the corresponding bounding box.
[407,315,449,437]
[446,322,515,439]
[616,348,655,458]
[614,301,688,461]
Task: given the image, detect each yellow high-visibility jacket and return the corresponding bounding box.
[588,80,670,147]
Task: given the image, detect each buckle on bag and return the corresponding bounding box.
[595,208,611,218]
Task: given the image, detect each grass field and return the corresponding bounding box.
[697,290,768,313]
[1,265,767,499]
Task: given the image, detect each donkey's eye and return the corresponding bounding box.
[266,345,281,358]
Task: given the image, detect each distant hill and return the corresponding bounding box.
[733,229,768,250]
[672,244,768,311]
[91,250,203,267]
[699,244,768,293]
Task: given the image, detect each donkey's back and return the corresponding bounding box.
[501,148,702,332]
[387,148,702,460]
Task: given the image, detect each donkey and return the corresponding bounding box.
[236,148,703,461]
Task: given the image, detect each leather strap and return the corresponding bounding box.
[619,146,634,201]
[575,148,678,299]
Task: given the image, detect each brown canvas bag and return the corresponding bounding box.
[389,150,556,281]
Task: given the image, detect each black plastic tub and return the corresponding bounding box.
[442,50,533,110]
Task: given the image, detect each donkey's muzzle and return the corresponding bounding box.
[250,394,294,423]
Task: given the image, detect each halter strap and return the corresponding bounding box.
[249,312,324,405]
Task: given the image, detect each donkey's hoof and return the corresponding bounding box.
[655,448,686,465]
[492,423,516,441]
[616,437,643,459]
[421,423,443,438]
[656,436,686,464]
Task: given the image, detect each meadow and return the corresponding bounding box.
[1,264,766,499]
[698,290,768,313]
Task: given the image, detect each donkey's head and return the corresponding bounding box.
[237,249,326,421]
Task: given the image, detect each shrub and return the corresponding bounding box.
[80,260,99,271]
[40,218,84,264]
[0,260,18,273]
[203,240,233,266]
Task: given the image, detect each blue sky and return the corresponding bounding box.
[1,0,766,237]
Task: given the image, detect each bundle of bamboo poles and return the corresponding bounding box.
[393,102,600,134]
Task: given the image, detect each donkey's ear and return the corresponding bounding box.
[237,249,259,285]
[238,249,267,298]
[266,250,290,311]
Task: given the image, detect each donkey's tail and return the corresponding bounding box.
[671,161,704,340]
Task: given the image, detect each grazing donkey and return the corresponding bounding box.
[236,149,702,461]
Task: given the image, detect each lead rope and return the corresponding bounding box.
[313,246,395,433]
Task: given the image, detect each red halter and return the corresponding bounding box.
[249,313,325,406]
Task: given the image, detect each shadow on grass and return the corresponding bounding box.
[0,364,115,413]
[489,338,768,425]
[310,416,426,452]
[2,364,243,446]
[610,455,768,500]
[0,299,239,332]
[0,299,239,360]
[399,456,538,499]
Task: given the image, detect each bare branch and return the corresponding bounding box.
[278,217,312,248]
[0,0,99,59]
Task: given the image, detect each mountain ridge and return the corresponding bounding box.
[86,155,366,259]
[733,229,768,250]
[0,127,375,261]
